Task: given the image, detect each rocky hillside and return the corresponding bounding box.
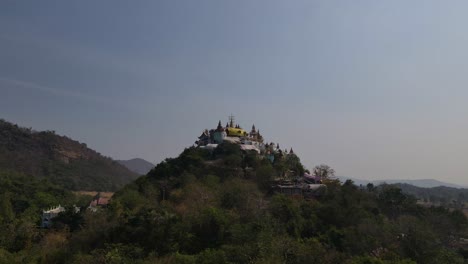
[0,119,137,191]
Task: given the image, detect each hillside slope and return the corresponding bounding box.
[1,140,467,263]
[101,143,467,263]
[117,158,154,175]
[0,119,137,191]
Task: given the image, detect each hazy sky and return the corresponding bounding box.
[2,1,468,184]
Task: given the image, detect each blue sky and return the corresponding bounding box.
[2,1,468,184]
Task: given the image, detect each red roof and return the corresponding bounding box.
[89,197,110,207]
[97,197,109,205]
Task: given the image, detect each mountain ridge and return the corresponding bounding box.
[0,118,138,191]
[336,176,466,189]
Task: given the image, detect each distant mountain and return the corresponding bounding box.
[374,179,465,189]
[393,183,468,204]
[117,158,154,175]
[0,119,138,191]
[336,176,465,189]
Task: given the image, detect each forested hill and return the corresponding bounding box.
[2,142,468,263]
[99,144,467,263]
[0,119,137,191]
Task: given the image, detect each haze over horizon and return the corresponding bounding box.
[2,1,468,185]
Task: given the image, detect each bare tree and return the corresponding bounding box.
[313,164,335,179]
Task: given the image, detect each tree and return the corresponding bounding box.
[0,192,14,223]
[313,164,335,179]
[366,183,376,192]
[285,154,305,177]
[378,186,415,219]
[255,164,275,191]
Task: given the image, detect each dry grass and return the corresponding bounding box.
[73,191,114,198]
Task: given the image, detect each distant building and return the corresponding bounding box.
[303,172,322,184]
[272,182,327,198]
[197,129,210,146]
[41,205,66,228]
[195,116,300,165]
[265,151,275,163]
[88,192,110,212]
[213,121,227,143]
[196,116,265,151]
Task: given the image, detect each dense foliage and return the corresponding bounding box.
[1,143,468,263]
[0,119,137,191]
[0,169,91,262]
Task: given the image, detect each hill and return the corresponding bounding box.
[0,119,137,191]
[337,176,465,188]
[2,118,468,263]
[339,177,468,206]
[375,179,465,189]
[82,143,467,263]
[392,183,468,205]
[117,158,154,175]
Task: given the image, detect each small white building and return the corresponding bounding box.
[41,205,65,228]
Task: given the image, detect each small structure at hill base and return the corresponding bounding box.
[272,182,327,198]
[88,192,110,212]
[272,172,326,198]
[41,205,65,228]
[303,172,323,184]
[41,205,80,228]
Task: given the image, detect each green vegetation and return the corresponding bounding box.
[1,142,468,263]
[0,169,90,257]
[0,119,137,191]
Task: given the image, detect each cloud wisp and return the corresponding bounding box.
[0,76,111,105]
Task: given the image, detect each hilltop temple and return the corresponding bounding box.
[195,115,297,159]
[196,115,266,153]
[195,116,327,198]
